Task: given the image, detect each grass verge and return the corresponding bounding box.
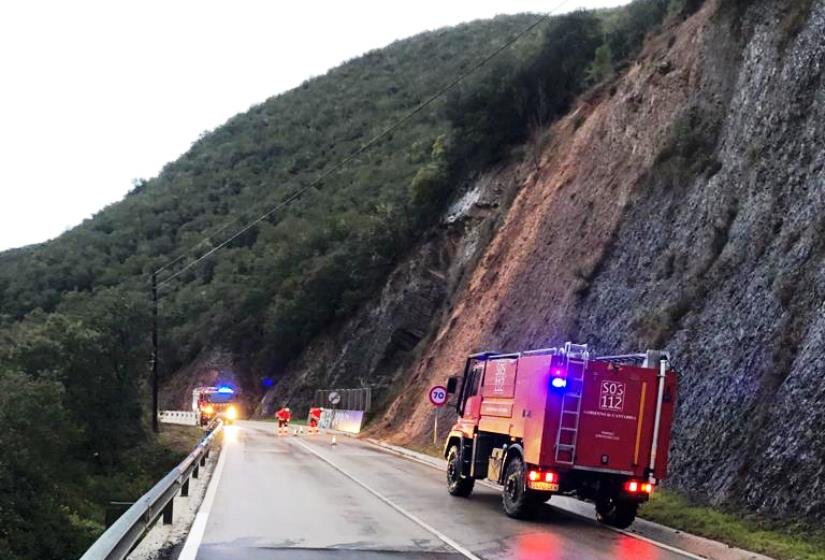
[157,424,204,454]
[639,490,825,560]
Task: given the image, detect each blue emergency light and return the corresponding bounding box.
[217,386,235,394]
[550,367,567,389]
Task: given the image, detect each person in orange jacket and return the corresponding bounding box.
[308,406,323,434]
[275,406,291,435]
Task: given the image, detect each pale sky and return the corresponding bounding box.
[0,0,628,251]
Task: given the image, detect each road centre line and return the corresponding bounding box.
[291,437,483,560]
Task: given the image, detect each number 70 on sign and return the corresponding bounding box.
[429,385,448,407]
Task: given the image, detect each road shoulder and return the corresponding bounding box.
[359,436,773,560]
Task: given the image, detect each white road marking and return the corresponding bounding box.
[613,529,708,560]
[362,437,707,560]
[292,438,482,560]
[178,442,228,560]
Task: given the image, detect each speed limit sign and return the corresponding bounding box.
[428,385,448,407]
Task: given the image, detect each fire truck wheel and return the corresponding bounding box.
[595,497,638,529]
[502,456,539,519]
[446,445,474,497]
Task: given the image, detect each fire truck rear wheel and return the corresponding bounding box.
[502,456,540,519]
[595,497,638,529]
[446,445,474,497]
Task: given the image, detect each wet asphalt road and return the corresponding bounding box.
[194,420,691,560]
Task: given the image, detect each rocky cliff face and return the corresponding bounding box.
[575,0,825,521]
[263,0,824,523]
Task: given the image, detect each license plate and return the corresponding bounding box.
[527,481,559,492]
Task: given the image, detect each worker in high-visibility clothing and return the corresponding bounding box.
[275,406,292,436]
[308,406,323,434]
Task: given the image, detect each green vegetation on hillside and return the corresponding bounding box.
[0,2,678,557]
[0,293,192,559]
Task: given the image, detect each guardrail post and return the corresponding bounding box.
[193,464,199,479]
[200,453,207,466]
[162,500,173,525]
[105,502,133,528]
[181,478,189,497]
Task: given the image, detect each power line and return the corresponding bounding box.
[156,1,571,290]
[152,209,248,277]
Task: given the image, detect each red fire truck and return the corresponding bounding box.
[443,342,677,528]
[193,385,240,426]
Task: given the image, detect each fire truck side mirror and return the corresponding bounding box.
[446,376,458,394]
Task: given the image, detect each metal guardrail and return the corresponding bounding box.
[79,423,222,560]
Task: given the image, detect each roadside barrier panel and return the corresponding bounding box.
[330,410,365,433]
[158,410,198,426]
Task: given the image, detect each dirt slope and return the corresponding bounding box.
[376,5,707,438]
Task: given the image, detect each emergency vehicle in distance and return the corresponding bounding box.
[192,385,240,426]
[443,342,677,528]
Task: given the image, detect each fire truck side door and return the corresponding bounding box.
[460,361,485,420]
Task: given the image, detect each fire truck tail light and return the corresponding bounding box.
[544,472,557,483]
[623,480,653,494]
[528,470,541,482]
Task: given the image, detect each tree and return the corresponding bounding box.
[0,370,90,560]
[587,44,615,84]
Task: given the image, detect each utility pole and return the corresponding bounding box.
[151,271,159,433]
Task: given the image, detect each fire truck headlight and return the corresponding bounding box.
[551,377,567,389]
[226,405,238,420]
[204,405,214,414]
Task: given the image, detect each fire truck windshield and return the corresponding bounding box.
[206,392,235,404]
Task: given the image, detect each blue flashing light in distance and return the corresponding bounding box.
[217,386,235,394]
[551,377,567,389]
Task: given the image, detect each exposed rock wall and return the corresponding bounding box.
[376,0,825,523]
[258,164,529,415]
[575,0,825,520]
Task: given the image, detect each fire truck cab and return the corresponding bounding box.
[443,342,677,528]
[193,386,240,426]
